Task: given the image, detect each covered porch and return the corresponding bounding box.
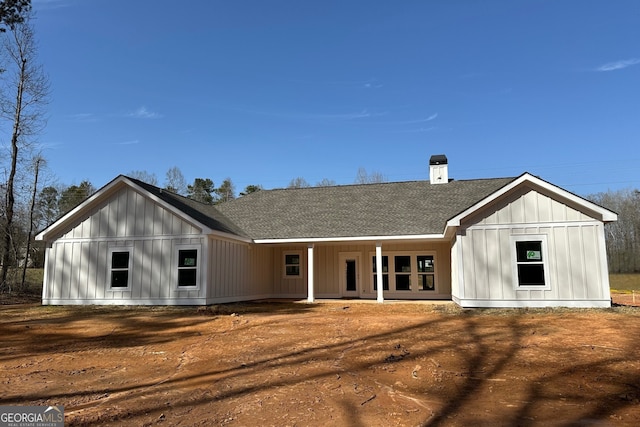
[258,238,454,303]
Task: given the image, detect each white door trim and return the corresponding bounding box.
[339,252,362,297]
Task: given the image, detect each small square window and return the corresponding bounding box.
[517,264,545,286]
[178,269,197,287]
[111,270,129,288]
[395,256,411,273]
[417,255,434,272]
[179,250,198,268]
[285,253,301,277]
[516,241,543,263]
[112,252,129,269]
[373,273,390,291]
[419,274,435,291]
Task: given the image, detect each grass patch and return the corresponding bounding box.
[609,274,640,292]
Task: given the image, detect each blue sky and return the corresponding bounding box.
[32,0,639,195]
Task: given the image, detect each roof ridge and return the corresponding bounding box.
[252,175,519,193]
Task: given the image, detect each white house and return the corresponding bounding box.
[35,155,618,308]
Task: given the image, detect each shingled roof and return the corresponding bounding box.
[216,177,516,240]
[127,177,248,238]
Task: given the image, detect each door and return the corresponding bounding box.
[339,252,361,297]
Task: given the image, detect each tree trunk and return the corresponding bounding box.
[0,56,25,290]
[21,156,40,289]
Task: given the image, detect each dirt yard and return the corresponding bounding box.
[1,295,640,426]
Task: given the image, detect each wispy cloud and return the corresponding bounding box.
[226,105,386,122]
[298,77,382,90]
[33,0,71,10]
[393,126,436,133]
[114,140,140,145]
[35,141,64,150]
[66,113,98,123]
[382,113,438,125]
[362,78,383,89]
[596,58,640,72]
[305,109,386,121]
[127,107,163,119]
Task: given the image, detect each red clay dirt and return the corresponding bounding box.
[1,294,639,426]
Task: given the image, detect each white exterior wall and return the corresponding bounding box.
[206,238,274,303]
[451,186,611,308]
[42,187,210,305]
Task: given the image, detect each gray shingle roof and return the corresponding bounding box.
[127,177,248,238]
[216,178,516,240]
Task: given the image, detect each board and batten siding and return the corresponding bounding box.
[206,238,274,303]
[42,186,209,305]
[57,187,201,240]
[452,186,611,307]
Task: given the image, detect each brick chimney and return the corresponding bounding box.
[429,154,448,184]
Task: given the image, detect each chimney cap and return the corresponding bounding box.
[429,154,448,165]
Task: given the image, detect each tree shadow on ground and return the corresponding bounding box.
[1,304,639,426]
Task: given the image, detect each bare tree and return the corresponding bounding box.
[20,153,40,288]
[288,177,310,189]
[355,167,386,184]
[316,178,336,187]
[588,188,640,273]
[0,13,49,290]
[164,166,186,195]
[127,170,158,185]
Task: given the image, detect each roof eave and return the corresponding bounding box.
[253,234,447,244]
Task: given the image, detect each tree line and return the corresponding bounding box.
[0,0,48,291]
[588,189,640,274]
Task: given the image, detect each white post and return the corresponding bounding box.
[42,246,50,302]
[376,242,384,303]
[307,244,315,303]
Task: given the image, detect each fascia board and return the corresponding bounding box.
[254,234,446,244]
[445,173,618,232]
[210,229,253,244]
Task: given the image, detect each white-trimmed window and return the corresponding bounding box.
[417,255,435,291]
[511,235,550,290]
[108,247,132,290]
[176,245,200,288]
[284,252,301,278]
[372,255,389,291]
[371,252,437,293]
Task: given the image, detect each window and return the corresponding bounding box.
[109,248,131,289]
[178,248,198,287]
[284,253,301,277]
[372,255,389,291]
[417,255,435,291]
[512,236,550,289]
[371,252,437,293]
[395,256,412,291]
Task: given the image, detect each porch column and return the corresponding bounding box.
[307,243,315,303]
[376,242,384,303]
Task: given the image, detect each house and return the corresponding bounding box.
[35,155,618,308]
